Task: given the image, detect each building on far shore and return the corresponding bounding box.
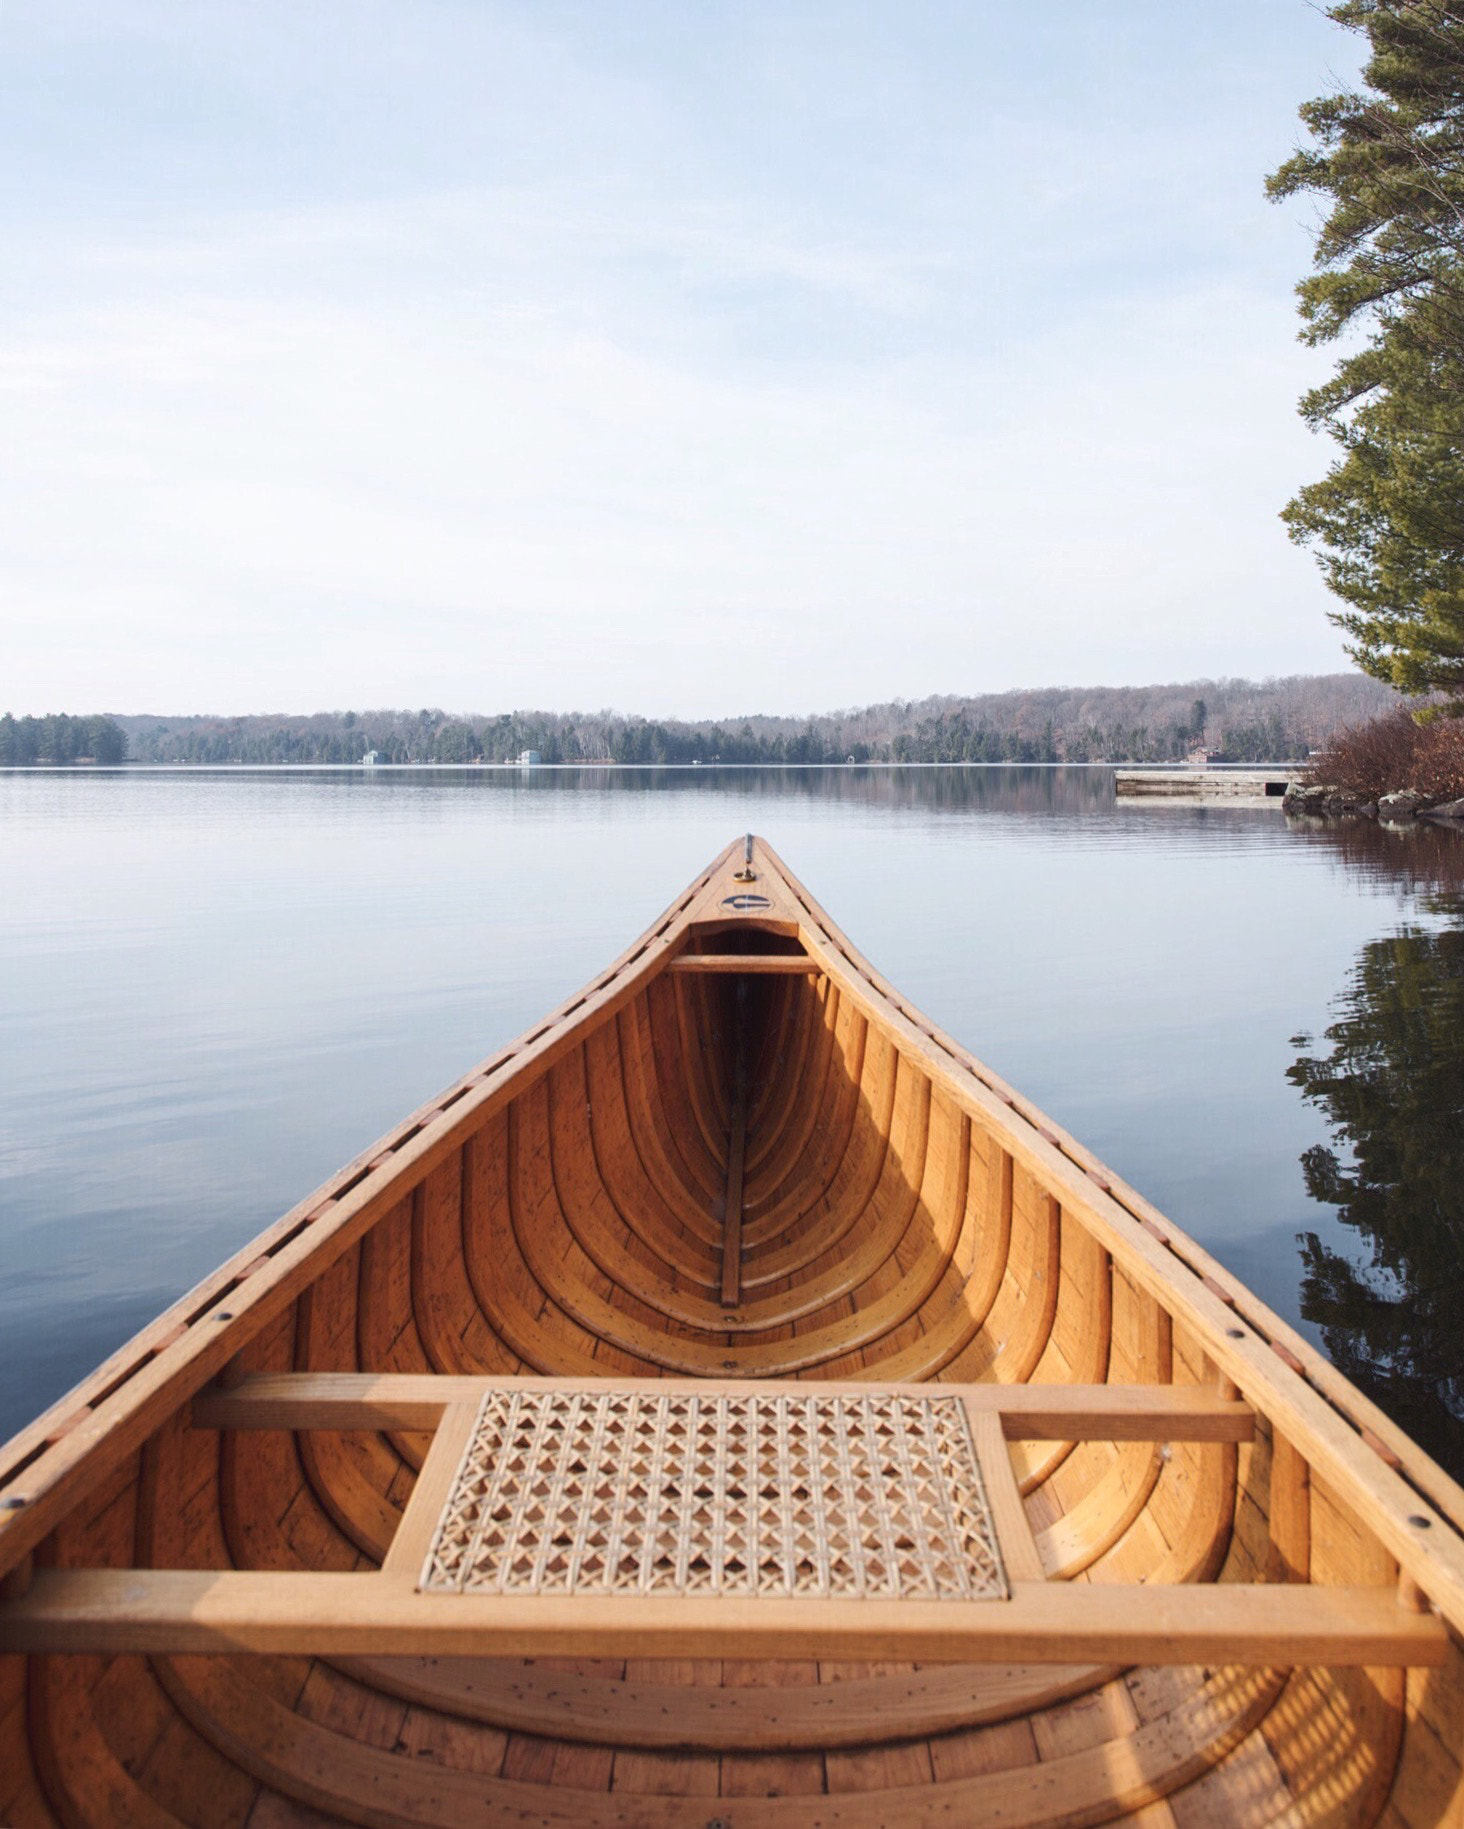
[361,751,381,766]
[517,749,541,767]
[1185,746,1218,768]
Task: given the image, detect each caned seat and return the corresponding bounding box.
[416,1385,1011,1601]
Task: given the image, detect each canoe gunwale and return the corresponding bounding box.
[1,834,1462,1648]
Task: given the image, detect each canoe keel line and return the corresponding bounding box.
[1,836,1460,1825]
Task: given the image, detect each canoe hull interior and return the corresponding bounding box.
[1,837,1460,1826]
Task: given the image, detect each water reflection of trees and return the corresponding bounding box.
[560,765,1115,818]
[1287,817,1464,1479]
[327,764,1117,819]
[1284,810,1464,910]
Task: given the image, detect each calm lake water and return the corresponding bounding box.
[3,766,1461,1476]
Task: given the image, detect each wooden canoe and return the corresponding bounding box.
[1,834,1460,1827]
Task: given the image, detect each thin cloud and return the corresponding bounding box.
[0,0,1365,715]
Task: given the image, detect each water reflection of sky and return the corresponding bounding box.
[2,767,1461,1470]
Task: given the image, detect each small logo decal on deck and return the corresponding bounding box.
[721,893,772,912]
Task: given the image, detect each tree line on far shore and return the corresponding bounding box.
[0,714,127,766]
[86,674,1391,767]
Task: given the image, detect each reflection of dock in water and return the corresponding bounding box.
[1115,767,1297,802]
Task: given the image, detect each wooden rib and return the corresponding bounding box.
[1034,1444,1166,1581]
[860,1171,1002,1384]
[547,1055,718,1311]
[745,1008,884,1253]
[1012,1223,1113,1495]
[637,978,722,1204]
[357,1188,437,1470]
[921,1170,1060,1389]
[152,1652,1291,1829]
[577,1036,720,1281]
[291,1276,403,1563]
[337,1653,1113,1752]
[410,1151,524,1380]
[1258,1662,1406,1825]
[671,970,726,1161]
[510,1075,944,1375]
[771,1100,969,1370]
[689,969,732,1134]
[214,1307,366,1584]
[663,975,728,1185]
[356,1194,429,1384]
[744,978,841,1195]
[615,999,722,1239]
[29,1654,191,1829]
[220,1409,360,1580]
[1091,1445,1237,1599]
[854,1131,1013,1386]
[746,1034,908,1326]
[45,1419,260,1829]
[462,1112,645,1378]
[743,975,823,1176]
[604,1006,720,1247]
[740,968,786,1127]
[1031,1392,1234,1607]
[1271,1432,1312,1586]
[509,1085,714,1372]
[743,1064,933,1296]
[701,1069,942,1341]
[742,998,869,1241]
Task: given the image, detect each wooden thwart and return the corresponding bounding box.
[0,1568,1444,1666]
[192,1373,1258,1442]
[667,955,821,974]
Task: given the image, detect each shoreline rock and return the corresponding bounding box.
[1282,783,1365,816]
[1282,782,1464,823]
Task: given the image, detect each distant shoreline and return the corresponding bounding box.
[1,759,1304,773]
[3,677,1391,768]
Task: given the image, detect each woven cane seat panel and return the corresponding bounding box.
[418,1389,1009,1601]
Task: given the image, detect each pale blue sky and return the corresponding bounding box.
[2,2,1364,717]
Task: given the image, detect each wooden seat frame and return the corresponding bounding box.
[0,1374,1445,1669]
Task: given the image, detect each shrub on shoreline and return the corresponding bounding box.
[1307,708,1464,801]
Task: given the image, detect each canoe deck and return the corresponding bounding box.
[0,835,1461,1826]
